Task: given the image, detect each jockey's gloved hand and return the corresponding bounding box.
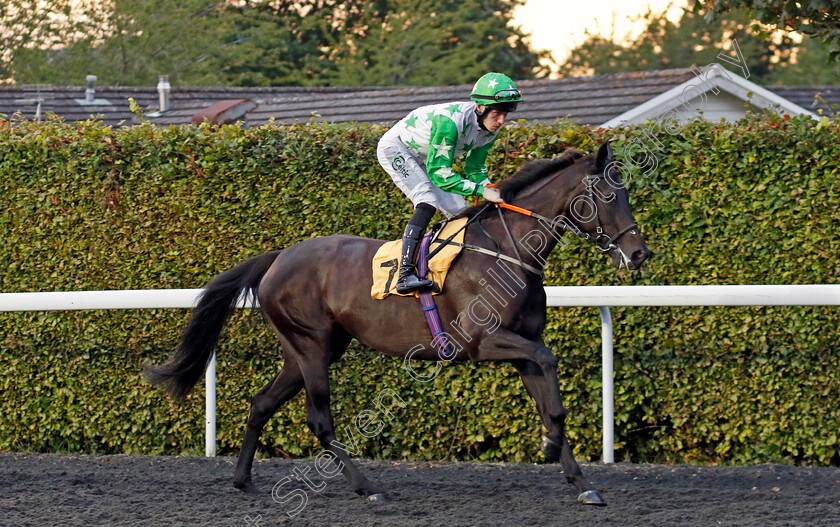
[482,186,504,203]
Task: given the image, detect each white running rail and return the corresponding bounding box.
[2,285,839,461]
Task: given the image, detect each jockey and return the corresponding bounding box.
[377,72,523,294]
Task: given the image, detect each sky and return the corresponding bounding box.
[512,0,686,69]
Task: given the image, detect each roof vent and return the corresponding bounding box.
[157,75,170,113]
[85,75,96,102]
[14,98,44,120]
[74,75,112,106]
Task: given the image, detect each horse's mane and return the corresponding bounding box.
[456,147,586,219]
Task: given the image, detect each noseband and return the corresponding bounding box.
[592,222,638,252]
[580,173,638,252]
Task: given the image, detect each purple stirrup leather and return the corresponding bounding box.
[416,231,455,358]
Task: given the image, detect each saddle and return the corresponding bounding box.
[370,217,468,300]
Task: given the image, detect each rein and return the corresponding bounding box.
[496,192,638,254]
[427,176,639,279]
[426,203,543,277]
[425,204,492,262]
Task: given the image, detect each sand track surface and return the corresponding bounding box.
[1,453,838,526]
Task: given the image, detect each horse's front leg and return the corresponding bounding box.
[474,330,606,506]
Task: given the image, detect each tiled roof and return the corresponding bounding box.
[765,85,840,115]
[0,84,388,126]
[240,69,699,127]
[1,69,831,128]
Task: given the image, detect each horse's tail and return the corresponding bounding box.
[144,251,281,401]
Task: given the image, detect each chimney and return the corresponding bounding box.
[157,75,170,113]
[85,75,97,103]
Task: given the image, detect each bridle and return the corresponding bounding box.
[591,222,638,253]
[427,174,639,277]
[494,176,638,255]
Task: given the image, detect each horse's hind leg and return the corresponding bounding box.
[290,337,387,501]
[234,358,304,493]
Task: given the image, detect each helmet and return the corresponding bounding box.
[470,72,523,112]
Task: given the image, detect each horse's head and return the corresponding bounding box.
[572,142,650,270]
[478,143,650,272]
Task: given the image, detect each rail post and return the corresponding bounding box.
[599,306,614,464]
[205,352,216,457]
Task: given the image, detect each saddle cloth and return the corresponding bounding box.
[371,217,468,299]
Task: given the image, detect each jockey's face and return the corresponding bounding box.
[478,106,508,133]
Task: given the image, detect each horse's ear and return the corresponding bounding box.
[595,141,614,173]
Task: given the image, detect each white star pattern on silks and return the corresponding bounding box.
[438,167,455,180]
[487,79,498,89]
[432,140,452,159]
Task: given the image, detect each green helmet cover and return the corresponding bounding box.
[470,72,523,106]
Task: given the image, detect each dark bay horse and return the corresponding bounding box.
[146,141,650,506]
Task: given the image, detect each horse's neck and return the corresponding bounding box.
[469,169,583,274]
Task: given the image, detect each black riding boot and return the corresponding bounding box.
[395,223,434,294]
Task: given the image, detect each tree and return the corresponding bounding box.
[693,0,840,61]
[761,34,840,85]
[9,0,549,87]
[0,0,102,83]
[212,0,548,86]
[322,0,548,86]
[199,0,339,87]
[13,0,231,86]
[557,5,798,84]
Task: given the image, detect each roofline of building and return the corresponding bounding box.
[600,65,817,128]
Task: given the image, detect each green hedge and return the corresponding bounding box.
[1,113,838,465]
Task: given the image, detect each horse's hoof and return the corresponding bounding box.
[367,493,387,503]
[541,434,561,462]
[577,490,606,506]
[234,480,261,495]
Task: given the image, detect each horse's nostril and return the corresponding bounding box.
[633,249,649,263]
